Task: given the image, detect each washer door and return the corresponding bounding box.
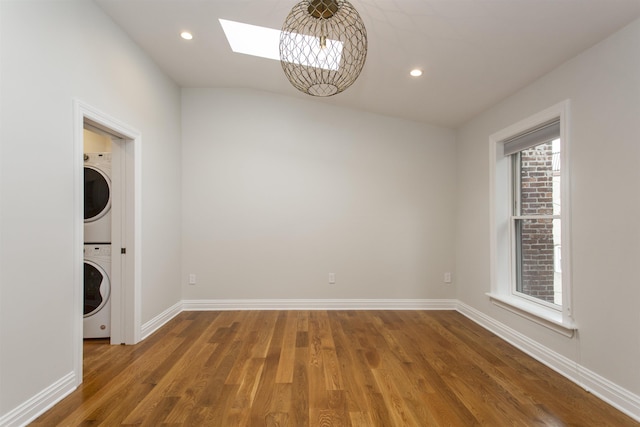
[84,260,110,318]
[84,166,111,223]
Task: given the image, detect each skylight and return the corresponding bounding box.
[218,19,342,71]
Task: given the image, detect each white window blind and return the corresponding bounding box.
[503,119,560,156]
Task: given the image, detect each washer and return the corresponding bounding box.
[84,152,111,244]
[84,244,111,339]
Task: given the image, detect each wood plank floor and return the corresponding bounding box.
[32,310,638,426]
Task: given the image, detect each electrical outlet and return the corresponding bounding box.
[189,273,196,285]
[444,272,452,284]
[328,273,336,284]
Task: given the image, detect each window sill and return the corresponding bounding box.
[486,293,577,337]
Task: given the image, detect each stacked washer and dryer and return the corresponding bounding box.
[84,152,112,339]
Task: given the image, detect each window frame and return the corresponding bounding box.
[488,100,576,337]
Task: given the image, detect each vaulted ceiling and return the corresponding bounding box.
[95,0,640,127]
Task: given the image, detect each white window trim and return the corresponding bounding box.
[488,100,576,337]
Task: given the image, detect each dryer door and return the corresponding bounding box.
[84,260,110,317]
[84,166,111,223]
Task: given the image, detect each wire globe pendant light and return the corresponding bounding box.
[279,0,367,97]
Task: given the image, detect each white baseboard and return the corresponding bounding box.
[0,371,76,427]
[456,301,640,423]
[140,301,183,340]
[577,356,640,423]
[181,298,458,311]
[456,301,579,375]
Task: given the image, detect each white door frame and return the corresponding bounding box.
[73,99,142,385]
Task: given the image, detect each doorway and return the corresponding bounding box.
[74,99,142,385]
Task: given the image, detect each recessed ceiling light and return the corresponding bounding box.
[180,31,194,40]
[410,69,423,77]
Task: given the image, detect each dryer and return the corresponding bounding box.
[84,244,111,339]
[84,152,111,244]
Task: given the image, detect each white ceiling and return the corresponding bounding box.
[95,0,640,128]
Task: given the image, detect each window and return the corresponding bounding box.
[489,101,576,336]
[508,123,561,307]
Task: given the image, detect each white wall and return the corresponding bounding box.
[181,88,456,301]
[0,0,182,418]
[455,18,640,395]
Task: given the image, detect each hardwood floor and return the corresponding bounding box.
[33,310,638,426]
